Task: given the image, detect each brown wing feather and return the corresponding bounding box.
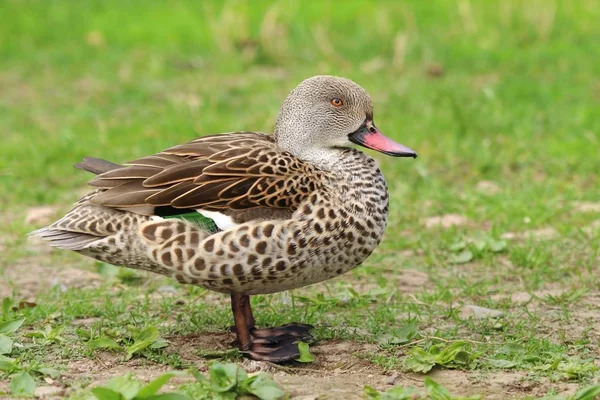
[87,132,324,214]
[143,159,211,187]
[91,181,161,206]
[128,154,184,168]
[145,181,197,206]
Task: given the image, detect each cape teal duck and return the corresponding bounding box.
[32,75,417,362]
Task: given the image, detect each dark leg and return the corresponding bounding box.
[229,293,315,363]
[242,295,256,330]
[231,293,252,351]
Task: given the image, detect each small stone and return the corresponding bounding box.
[385,372,400,385]
[241,359,272,373]
[459,305,504,320]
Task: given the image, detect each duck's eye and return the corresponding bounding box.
[330,98,343,107]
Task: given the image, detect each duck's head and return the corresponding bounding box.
[274,75,417,164]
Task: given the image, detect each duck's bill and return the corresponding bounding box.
[349,120,417,158]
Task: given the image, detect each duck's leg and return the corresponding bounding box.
[230,293,313,363]
[231,293,253,352]
[242,295,255,329]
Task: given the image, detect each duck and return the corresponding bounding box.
[32,75,417,362]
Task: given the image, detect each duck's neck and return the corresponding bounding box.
[274,123,343,170]
[284,144,343,170]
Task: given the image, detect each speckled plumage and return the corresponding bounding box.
[32,75,416,361]
[33,145,388,295]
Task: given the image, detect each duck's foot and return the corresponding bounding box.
[233,323,315,362]
[230,294,315,363]
[231,322,314,342]
[247,323,315,362]
[250,322,315,344]
[245,335,303,362]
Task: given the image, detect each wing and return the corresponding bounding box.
[87,132,324,217]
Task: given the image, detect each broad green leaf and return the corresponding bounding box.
[386,385,423,399]
[0,355,17,372]
[425,377,481,400]
[1,297,11,317]
[209,363,238,392]
[135,326,160,343]
[425,377,452,400]
[437,341,472,366]
[149,337,169,349]
[0,334,13,355]
[448,241,467,252]
[92,387,126,400]
[450,250,473,264]
[296,342,314,363]
[103,373,142,399]
[473,240,487,252]
[403,347,436,373]
[0,318,25,334]
[138,372,177,398]
[245,373,284,400]
[363,385,381,399]
[488,239,507,252]
[378,324,418,345]
[235,365,248,384]
[32,366,61,378]
[76,328,92,340]
[10,371,36,397]
[125,326,160,360]
[88,337,122,350]
[44,325,65,342]
[188,367,209,383]
[572,384,600,400]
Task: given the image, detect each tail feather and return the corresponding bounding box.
[29,227,101,251]
[75,157,122,175]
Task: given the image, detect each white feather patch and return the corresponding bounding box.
[196,209,238,230]
[150,216,164,221]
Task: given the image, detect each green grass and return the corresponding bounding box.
[1,0,599,398]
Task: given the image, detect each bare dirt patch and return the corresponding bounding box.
[0,255,102,300]
[423,214,469,229]
[572,201,600,213]
[500,227,558,240]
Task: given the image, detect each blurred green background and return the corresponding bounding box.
[2,0,599,212]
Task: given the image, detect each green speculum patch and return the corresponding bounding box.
[164,212,220,234]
